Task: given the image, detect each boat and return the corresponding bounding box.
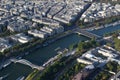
[55,47,61,51]
[0,76,3,80]
[16,76,25,80]
[3,61,11,68]
[43,43,48,47]
[0,74,9,80]
[87,28,94,31]
[95,26,104,30]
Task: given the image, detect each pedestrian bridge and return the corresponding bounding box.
[10,58,44,70]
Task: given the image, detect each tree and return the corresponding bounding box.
[77,41,85,52]
[75,65,79,73]
[106,43,112,47]
[69,44,74,51]
[114,38,120,51]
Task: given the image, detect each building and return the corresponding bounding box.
[118,36,120,39]
[49,25,64,34]
[28,29,48,39]
[7,21,28,32]
[85,53,103,62]
[77,58,93,65]
[117,33,120,39]
[32,17,59,26]
[0,38,11,52]
[10,33,33,44]
[80,3,120,22]
[98,48,118,58]
[40,26,55,36]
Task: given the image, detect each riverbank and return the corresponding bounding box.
[86,20,120,31]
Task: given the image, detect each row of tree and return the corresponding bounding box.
[0,38,44,58]
[35,57,69,80]
[114,38,120,52]
[105,61,120,72]
[94,70,112,80]
[95,61,120,80]
[77,39,99,53]
[58,63,86,80]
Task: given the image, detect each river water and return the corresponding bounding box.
[0,34,89,80]
[0,24,120,80]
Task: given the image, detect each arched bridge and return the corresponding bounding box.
[10,58,44,70]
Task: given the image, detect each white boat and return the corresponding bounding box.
[54,47,60,51]
[0,77,3,80]
[16,76,25,80]
[3,61,11,68]
[0,74,9,80]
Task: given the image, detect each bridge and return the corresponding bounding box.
[73,28,101,39]
[10,58,44,70]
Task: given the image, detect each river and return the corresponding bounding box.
[0,34,89,80]
[0,24,120,80]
